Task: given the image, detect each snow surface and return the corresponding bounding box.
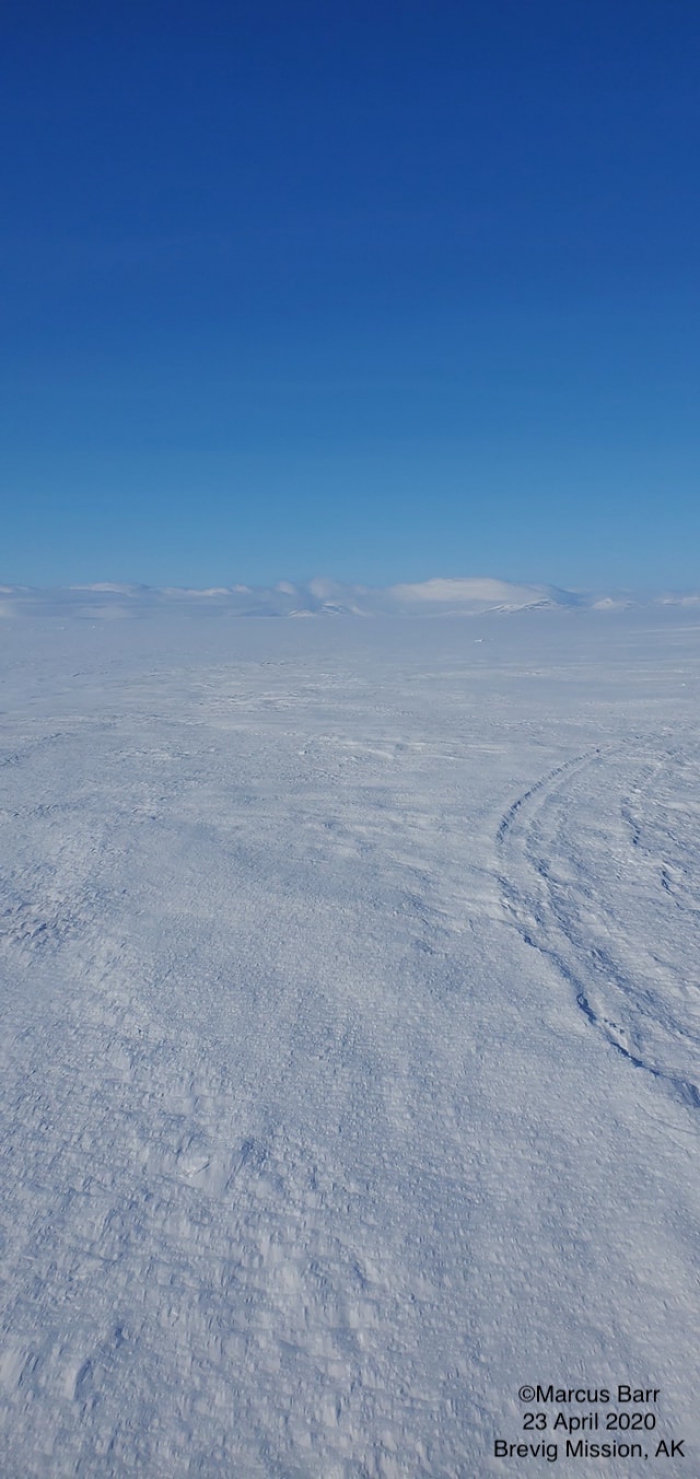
[0,608,698,1475]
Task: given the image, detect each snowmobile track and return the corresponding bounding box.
[496,743,700,1111]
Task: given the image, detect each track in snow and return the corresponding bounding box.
[496,743,700,1109]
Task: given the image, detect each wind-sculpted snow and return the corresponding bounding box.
[0,611,698,1475]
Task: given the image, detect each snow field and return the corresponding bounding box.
[0,611,698,1475]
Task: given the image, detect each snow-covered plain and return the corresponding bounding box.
[0,608,698,1476]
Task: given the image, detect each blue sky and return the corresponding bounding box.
[2,0,699,589]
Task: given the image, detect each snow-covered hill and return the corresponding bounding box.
[1,575,695,620]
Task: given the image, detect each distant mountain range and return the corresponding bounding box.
[1,578,698,620]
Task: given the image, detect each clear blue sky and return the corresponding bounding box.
[2,0,699,589]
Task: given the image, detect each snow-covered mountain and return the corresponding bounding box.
[0,575,686,619]
[0,576,697,620]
